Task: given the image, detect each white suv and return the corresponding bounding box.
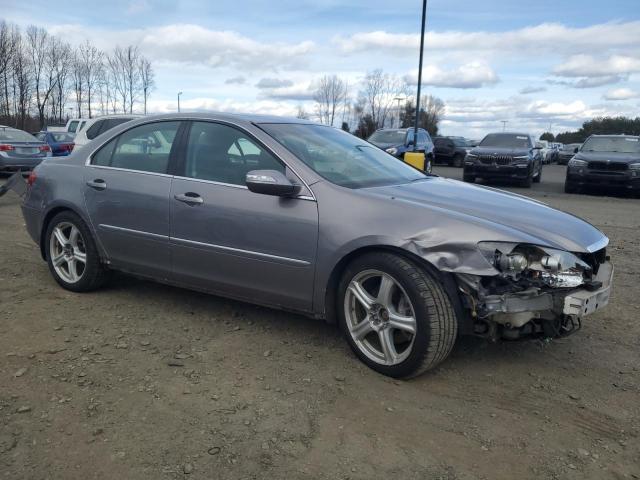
[73,115,142,150]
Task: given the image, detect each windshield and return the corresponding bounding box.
[262,124,426,189]
[368,129,406,145]
[480,133,531,149]
[581,136,640,154]
[452,138,467,147]
[51,133,75,143]
[0,128,39,143]
[562,143,580,151]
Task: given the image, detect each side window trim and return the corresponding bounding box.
[88,120,183,176]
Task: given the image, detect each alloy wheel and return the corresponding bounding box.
[49,221,87,283]
[344,269,417,366]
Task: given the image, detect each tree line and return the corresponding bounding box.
[547,117,640,144]
[0,20,155,132]
[307,69,445,139]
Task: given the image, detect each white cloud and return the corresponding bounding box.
[552,54,640,78]
[147,97,300,117]
[225,76,246,85]
[255,78,294,89]
[259,82,315,101]
[126,0,150,15]
[404,62,499,89]
[603,88,639,101]
[48,23,315,71]
[333,21,640,58]
[519,86,547,94]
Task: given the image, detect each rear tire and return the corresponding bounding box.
[337,252,457,378]
[45,211,109,292]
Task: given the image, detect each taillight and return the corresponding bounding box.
[39,145,51,152]
[69,143,75,151]
[27,170,37,187]
[0,144,15,151]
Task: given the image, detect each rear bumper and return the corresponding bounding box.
[464,163,531,179]
[566,171,640,190]
[0,157,44,174]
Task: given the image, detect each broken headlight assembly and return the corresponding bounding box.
[477,241,590,289]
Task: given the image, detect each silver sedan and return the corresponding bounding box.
[18,113,613,378]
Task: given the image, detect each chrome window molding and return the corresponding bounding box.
[98,224,168,240]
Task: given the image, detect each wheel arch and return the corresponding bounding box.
[39,204,97,261]
[323,245,472,334]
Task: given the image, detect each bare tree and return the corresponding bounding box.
[296,105,309,120]
[313,75,347,126]
[26,26,58,127]
[400,94,445,136]
[360,69,408,129]
[109,46,142,113]
[0,21,17,117]
[12,33,31,129]
[138,56,154,114]
[78,40,103,118]
[71,51,85,117]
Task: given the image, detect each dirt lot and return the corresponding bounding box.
[1,165,638,480]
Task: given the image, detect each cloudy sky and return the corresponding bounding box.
[2,0,639,138]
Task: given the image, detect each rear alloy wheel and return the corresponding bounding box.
[338,253,457,378]
[46,211,109,292]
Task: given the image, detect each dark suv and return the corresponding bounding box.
[367,128,434,166]
[433,136,469,167]
[463,132,543,187]
[565,135,640,194]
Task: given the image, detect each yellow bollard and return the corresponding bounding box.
[404,151,426,172]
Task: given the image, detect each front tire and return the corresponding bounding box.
[533,164,541,183]
[463,173,475,183]
[337,253,457,378]
[45,211,109,292]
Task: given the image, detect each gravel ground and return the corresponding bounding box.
[1,164,638,480]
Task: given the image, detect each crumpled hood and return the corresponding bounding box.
[574,151,640,164]
[365,177,607,254]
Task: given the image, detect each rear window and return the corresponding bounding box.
[51,133,75,143]
[368,130,406,144]
[0,128,39,142]
[86,118,135,140]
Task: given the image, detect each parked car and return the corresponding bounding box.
[65,118,88,134]
[565,135,640,194]
[73,115,141,150]
[463,132,543,187]
[15,113,614,378]
[367,127,434,171]
[0,126,51,175]
[433,136,469,167]
[557,143,582,165]
[33,131,75,157]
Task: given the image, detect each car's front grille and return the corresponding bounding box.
[588,161,628,171]
[479,155,513,165]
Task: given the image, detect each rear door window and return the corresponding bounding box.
[90,121,180,174]
[85,121,105,140]
[68,121,79,133]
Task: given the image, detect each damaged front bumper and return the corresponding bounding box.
[457,260,613,340]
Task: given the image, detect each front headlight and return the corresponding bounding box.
[568,158,587,167]
[477,241,589,288]
[629,162,640,171]
[385,147,398,155]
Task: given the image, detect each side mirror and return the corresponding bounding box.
[574,147,579,153]
[246,170,301,197]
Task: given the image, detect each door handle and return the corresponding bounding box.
[86,179,107,190]
[174,192,204,206]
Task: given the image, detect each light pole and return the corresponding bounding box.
[394,97,404,128]
[501,120,508,131]
[177,91,183,113]
[413,0,427,154]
